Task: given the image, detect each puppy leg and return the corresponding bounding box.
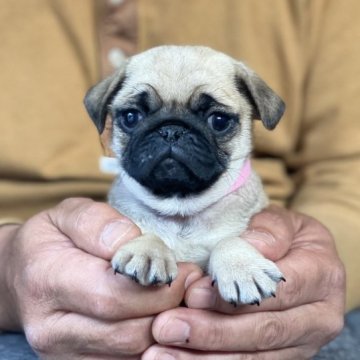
[209,238,284,305]
[111,234,178,286]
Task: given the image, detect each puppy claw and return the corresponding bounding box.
[211,278,217,287]
[166,276,173,287]
[263,268,285,284]
[131,270,139,283]
[114,266,121,275]
[253,278,266,299]
[151,275,161,286]
[230,299,238,308]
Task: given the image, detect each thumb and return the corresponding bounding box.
[47,197,141,259]
[243,205,294,261]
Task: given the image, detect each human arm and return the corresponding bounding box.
[0,198,202,359]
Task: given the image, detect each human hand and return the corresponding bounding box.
[0,198,202,359]
[143,206,345,360]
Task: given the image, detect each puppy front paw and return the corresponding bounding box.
[111,234,178,286]
[209,238,284,306]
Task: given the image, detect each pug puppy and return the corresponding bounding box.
[84,46,285,306]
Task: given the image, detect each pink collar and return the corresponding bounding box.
[228,158,251,194]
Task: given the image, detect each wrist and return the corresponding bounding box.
[0,224,22,331]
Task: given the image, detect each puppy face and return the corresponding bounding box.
[85,46,285,198]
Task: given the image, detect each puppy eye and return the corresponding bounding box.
[119,109,144,131]
[207,112,233,133]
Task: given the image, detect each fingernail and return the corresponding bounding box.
[243,229,275,247]
[158,318,190,344]
[187,287,217,308]
[101,219,136,250]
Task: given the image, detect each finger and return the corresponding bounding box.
[52,259,202,320]
[243,205,294,261]
[47,197,141,259]
[142,344,313,360]
[26,312,154,357]
[151,302,341,352]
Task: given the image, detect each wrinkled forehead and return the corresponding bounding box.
[121,47,239,106]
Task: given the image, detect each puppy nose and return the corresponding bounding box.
[158,125,188,143]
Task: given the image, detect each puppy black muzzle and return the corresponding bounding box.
[122,120,227,197]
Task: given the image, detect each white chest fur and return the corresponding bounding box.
[109,170,267,269]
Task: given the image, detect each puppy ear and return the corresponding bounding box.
[84,66,126,133]
[235,63,285,130]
